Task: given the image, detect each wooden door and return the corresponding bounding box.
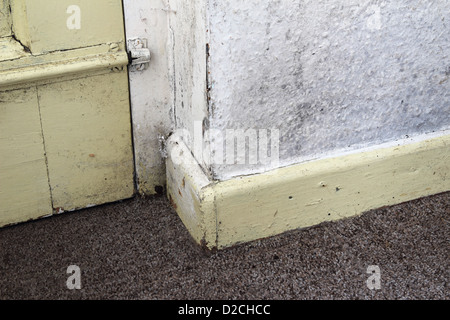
[0,0,135,226]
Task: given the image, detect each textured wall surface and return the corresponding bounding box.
[207,0,450,180]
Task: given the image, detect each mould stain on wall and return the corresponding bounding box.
[206,0,450,180]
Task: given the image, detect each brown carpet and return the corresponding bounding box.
[0,192,448,300]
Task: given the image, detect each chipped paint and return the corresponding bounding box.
[1,0,134,227]
[166,135,216,249]
[54,207,65,215]
[124,0,173,195]
[167,132,450,249]
[167,0,211,172]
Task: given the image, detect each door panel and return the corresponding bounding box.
[0,0,134,226]
[0,87,53,226]
[10,0,126,54]
[123,0,172,195]
[38,72,134,212]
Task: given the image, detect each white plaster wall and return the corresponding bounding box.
[207,0,450,180]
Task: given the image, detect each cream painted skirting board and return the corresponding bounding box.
[166,133,450,250]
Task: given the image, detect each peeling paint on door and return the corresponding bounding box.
[0,0,135,226]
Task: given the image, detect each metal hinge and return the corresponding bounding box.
[127,38,151,72]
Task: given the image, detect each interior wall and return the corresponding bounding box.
[137,0,449,184]
[10,0,125,54]
[207,0,450,180]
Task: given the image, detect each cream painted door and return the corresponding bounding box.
[0,0,135,226]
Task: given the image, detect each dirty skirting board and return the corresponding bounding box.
[166,133,450,250]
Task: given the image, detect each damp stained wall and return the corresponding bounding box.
[200,0,450,180]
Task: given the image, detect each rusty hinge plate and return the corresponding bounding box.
[127,38,151,72]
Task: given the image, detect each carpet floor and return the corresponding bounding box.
[0,192,448,300]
